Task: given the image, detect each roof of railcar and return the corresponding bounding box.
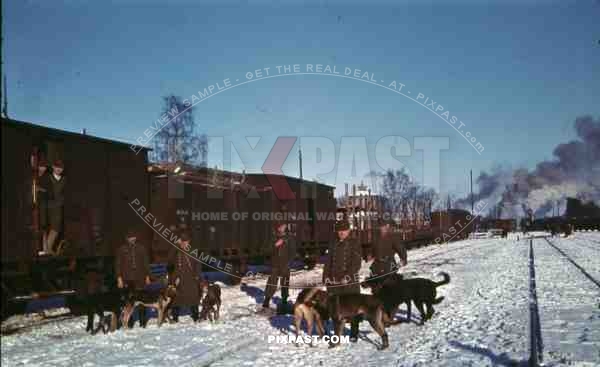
[246,173,335,189]
[147,163,335,190]
[431,209,472,216]
[1,117,151,151]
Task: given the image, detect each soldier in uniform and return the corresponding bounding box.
[370,219,406,282]
[323,219,363,341]
[168,230,203,322]
[115,229,151,328]
[46,160,66,255]
[36,157,50,254]
[262,221,292,313]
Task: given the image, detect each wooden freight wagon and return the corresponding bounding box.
[148,166,336,276]
[1,118,151,299]
[245,174,337,265]
[149,166,265,278]
[430,209,474,243]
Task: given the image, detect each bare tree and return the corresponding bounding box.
[371,168,410,221]
[151,95,208,167]
[368,169,438,225]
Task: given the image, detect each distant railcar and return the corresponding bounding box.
[430,209,474,243]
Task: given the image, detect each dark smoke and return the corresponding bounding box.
[456,116,600,219]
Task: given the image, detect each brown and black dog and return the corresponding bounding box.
[121,277,180,328]
[368,272,450,325]
[292,288,329,345]
[84,287,129,334]
[326,293,391,350]
[74,270,128,335]
[199,282,221,322]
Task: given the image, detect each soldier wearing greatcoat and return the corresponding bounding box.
[323,219,363,341]
[263,221,292,313]
[168,230,203,322]
[115,229,151,327]
[370,220,407,282]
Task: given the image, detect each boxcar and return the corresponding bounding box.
[245,174,337,263]
[1,118,151,298]
[148,167,274,279]
[430,209,474,243]
[147,167,337,278]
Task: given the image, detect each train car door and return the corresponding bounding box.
[63,141,108,256]
[1,124,36,261]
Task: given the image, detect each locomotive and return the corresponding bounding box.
[524,198,600,233]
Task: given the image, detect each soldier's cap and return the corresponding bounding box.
[52,160,64,168]
[378,217,395,226]
[179,230,192,242]
[125,229,138,239]
[335,220,350,232]
[273,221,287,230]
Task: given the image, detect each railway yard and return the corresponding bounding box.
[2,231,599,367]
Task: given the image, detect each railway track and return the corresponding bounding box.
[1,311,78,336]
[527,239,544,367]
[529,236,600,365]
[574,234,600,247]
[543,237,600,289]
[410,237,514,265]
[571,237,600,253]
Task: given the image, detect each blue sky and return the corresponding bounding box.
[4,0,599,198]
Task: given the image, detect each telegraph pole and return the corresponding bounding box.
[298,143,303,180]
[1,5,6,118]
[2,76,6,118]
[470,170,474,215]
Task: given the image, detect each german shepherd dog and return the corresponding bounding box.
[74,270,129,335]
[199,282,221,322]
[292,288,329,345]
[368,272,450,325]
[326,293,391,350]
[121,276,180,328]
[84,287,129,334]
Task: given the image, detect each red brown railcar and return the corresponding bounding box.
[147,167,336,276]
[430,209,474,243]
[1,118,151,301]
[245,174,337,262]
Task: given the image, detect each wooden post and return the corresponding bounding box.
[352,184,357,235]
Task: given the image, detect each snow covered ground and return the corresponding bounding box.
[2,233,599,367]
[533,235,600,366]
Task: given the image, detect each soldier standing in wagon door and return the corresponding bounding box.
[115,229,151,328]
[262,221,291,314]
[323,219,363,341]
[36,157,50,254]
[168,230,203,322]
[46,160,66,255]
